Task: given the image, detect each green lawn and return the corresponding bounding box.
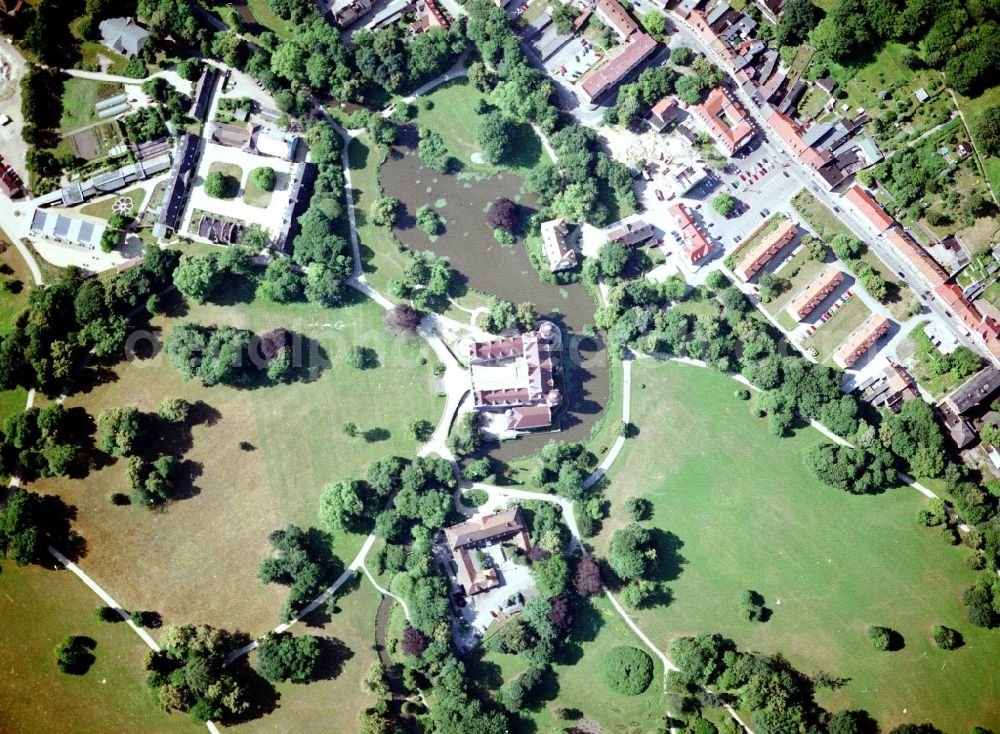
[956,83,1000,194]
[469,594,667,732]
[349,135,410,300]
[801,295,872,362]
[0,564,192,734]
[207,162,243,200]
[79,187,147,221]
[761,249,827,318]
[0,237,34,428]
[29,290,443,636]
[597,359,999,733]
[243,172,273,209]
[232,579,380,734]
[60,78,124,132]
[412,78,552,178]
[898,321,976,399]
[247,0,296,40]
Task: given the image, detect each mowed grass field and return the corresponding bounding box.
[0,240,32,432]
[232,579,380,734]
[0,564,191,734]
[28,291,443,637]
[596,359,999,732]
[470,594,667,732]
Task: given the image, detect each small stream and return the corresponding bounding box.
[380,127,609,460]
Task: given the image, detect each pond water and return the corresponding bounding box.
[380,126,609,461]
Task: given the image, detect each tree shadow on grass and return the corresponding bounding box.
[166,460,203,502]
[159,288,190,319]
[558,597,604,666]
[226,664,280,724]
[648,528,686,583]
[211,276,258,307]
[309,636,355,682]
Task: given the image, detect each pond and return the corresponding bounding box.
[380,126,609,461]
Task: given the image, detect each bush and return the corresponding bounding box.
[204,171,233,199]
[370,197,399,226]
[601,646,653,695]
[932,625,962,650]
[251,166,276,192]
[867,625,895,651]
[122,58,148,79]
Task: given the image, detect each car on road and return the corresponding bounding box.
[782,170,789,178]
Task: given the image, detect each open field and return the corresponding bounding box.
[349,135,409,300]
[411,78,551,180]
[80,187,147,221]
[0,564,191,734]
[470,594,667,732]
[955,83,1000,194]
[232,579,380,734]
[28,291,442,635]
[59,79,124,132]
[801,295,871,362]
[247,0,296,40]
[596,359,999,733]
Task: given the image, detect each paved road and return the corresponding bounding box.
[664,11,988,364]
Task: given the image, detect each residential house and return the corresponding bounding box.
[692,86,754,156]
[668,202,713,265]
[98,17,149,58]
[580,33,657,103]
[444,508,531,596]
[468,322,563,432]
[540,218,577,272]
[787,265,844,321]
[648,97,678,131]
[734,219,797,281]
[832,314,889,369]
[608,220,654,246]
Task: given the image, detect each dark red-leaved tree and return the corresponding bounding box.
[548,594,574,635]
[400,625,430,657]
[487,197,519,233]
[574,555,604,597]
[384,304,422,334]
[258,328,291,360]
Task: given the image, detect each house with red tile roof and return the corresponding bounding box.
[843,185,894,235]
[595,0,639,40]
[667,202,713,265]
[692,86,754,156]
[579,33,657,103]
[734,219,797,281]
[787,265,844,321]
[832,314,890,369]
[445,508,531,596]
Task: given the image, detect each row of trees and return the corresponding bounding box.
[809,0,1000,96]
[0,246,178,396]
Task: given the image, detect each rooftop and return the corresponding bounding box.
[843,185,894,234]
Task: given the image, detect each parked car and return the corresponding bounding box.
[655,189,664,201]
[761,208,770,216]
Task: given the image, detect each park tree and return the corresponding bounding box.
[711,192,736,216]
[55,636,95,675]
[255,632,322,682]
[867,625,896,651]
[608,523,655,581]
[640,10,666,38]
[931,625,962,650]
[828,710,880,734]
[599,241,630,279]
[672,46,694,66]
[418,127,452,173]
[370,197,399,227]
[774,0,823,47]
[487,197,519,233]
[532,554,569,597]
[173,255,223,304]
[251,166,276,192]
[476,110,515,164]
[97,407,143,457]
[400,625,431,657]
[319,479,367,532]
[384,304,422,334]
[601,646,653,695]
[156,397,191,424]
[259,258,304,303]
[203,170,231,198]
